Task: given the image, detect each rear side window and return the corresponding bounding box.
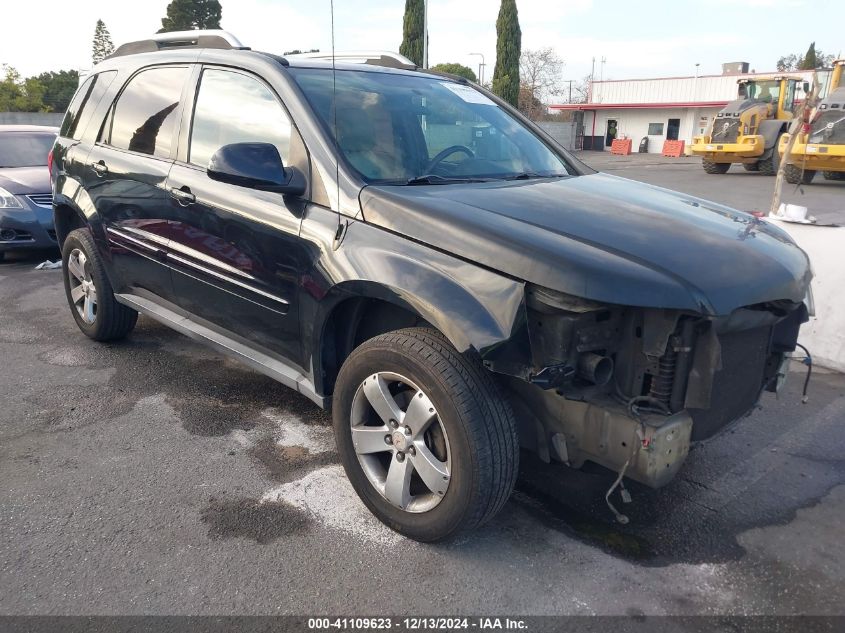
[59,71,117,141]
[59,70,117,141]
[60,75,95,139]
[105,66,188,158]
[188,68,292,168]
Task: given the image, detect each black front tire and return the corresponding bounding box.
[62,228,138,341]
[702,159,730,174]
[333,327,519,542]
[784,164,815,184]
[742,162,760,172]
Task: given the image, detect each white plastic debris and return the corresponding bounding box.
[34,260,62,270]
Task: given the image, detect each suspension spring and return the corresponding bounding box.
[649,337,679,407]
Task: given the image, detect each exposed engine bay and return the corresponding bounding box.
[503,285,809,491]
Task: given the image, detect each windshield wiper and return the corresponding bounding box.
[404,174,491,185]
[503,172,568,180]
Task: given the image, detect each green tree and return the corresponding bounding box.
[800,42,817,70]
[159,0,222,33]
[431,63,477,82]
[777,43,835,71]
[92,19,115,64]
[36,70,80,112]
[0,65,46,112]
[399,0,424,67]
[492,0,521,107]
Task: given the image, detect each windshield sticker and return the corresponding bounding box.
[440,82,497,106]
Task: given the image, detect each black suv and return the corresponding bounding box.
[51,31,812,541]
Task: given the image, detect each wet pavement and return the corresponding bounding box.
[1,160,844,616]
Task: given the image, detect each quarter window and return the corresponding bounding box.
[61,71,117,141]
[60,75,95,139]
[105,66,188,158]
[189,68,292,168]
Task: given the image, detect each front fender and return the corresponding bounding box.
[759,119,787,150]
[318,245,526,356]
[298,207,529,391]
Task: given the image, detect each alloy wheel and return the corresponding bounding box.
[350,372,451,513]
[67,248,97,324]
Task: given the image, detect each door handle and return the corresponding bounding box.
[91,160,108,177]
[169,186,196,206]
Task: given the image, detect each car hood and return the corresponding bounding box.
[359,173,812,316]
[0,166,51,195]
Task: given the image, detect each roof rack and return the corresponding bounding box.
[109,30,248,59]
[285,51,416,71]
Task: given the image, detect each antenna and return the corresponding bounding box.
[330,0,345,249]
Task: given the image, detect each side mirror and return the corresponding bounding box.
[208,142,305,196]
[803,81,811,94]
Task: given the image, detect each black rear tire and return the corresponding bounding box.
[333,327,519,542]
[742,162,760,172]
[784,164,815,184]
[758,135,784,176]
[823,171,845,181]
[702,160,730,174]
[62,228,138,341]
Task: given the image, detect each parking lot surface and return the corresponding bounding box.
[1,157,844,616]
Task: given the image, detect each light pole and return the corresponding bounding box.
[423,0,429,69]
[469,53,485,85]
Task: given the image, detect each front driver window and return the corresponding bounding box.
[189,69,292,169]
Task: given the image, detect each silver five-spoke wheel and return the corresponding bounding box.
[351,372,451,513]
[67,248,97,324]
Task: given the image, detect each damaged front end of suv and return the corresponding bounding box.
[361,171,813,498]
[500,284,809,492]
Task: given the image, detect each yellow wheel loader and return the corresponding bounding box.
[690,74,808,175]
[779,60,845,184]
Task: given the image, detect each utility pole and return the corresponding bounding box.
[423,0,428,69]
[470,52,485,84]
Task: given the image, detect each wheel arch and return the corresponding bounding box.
[53,202,88,248]
[52,174,101,248]
[312,276,527,398]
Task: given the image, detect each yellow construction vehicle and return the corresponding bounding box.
[690,74,809,175]
[778,59,845,184]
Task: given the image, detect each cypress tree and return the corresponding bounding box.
[492,0,521,107]
[399,0,424,67]
[92,19,115,64]
[800,42,817,70]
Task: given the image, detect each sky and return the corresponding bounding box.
[2,0,843,102]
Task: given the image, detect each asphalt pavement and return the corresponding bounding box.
[1,158,844,617]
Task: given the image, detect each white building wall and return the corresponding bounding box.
[590,70,819,105]
[585,107,722,153]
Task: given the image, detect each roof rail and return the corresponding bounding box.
[286,51,416,70]
[109,30,247,59]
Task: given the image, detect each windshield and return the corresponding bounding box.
[288,68,572,183]
[0,132,55,168]
[745,80,781,104]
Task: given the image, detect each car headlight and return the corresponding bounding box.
[0,186,24,209]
